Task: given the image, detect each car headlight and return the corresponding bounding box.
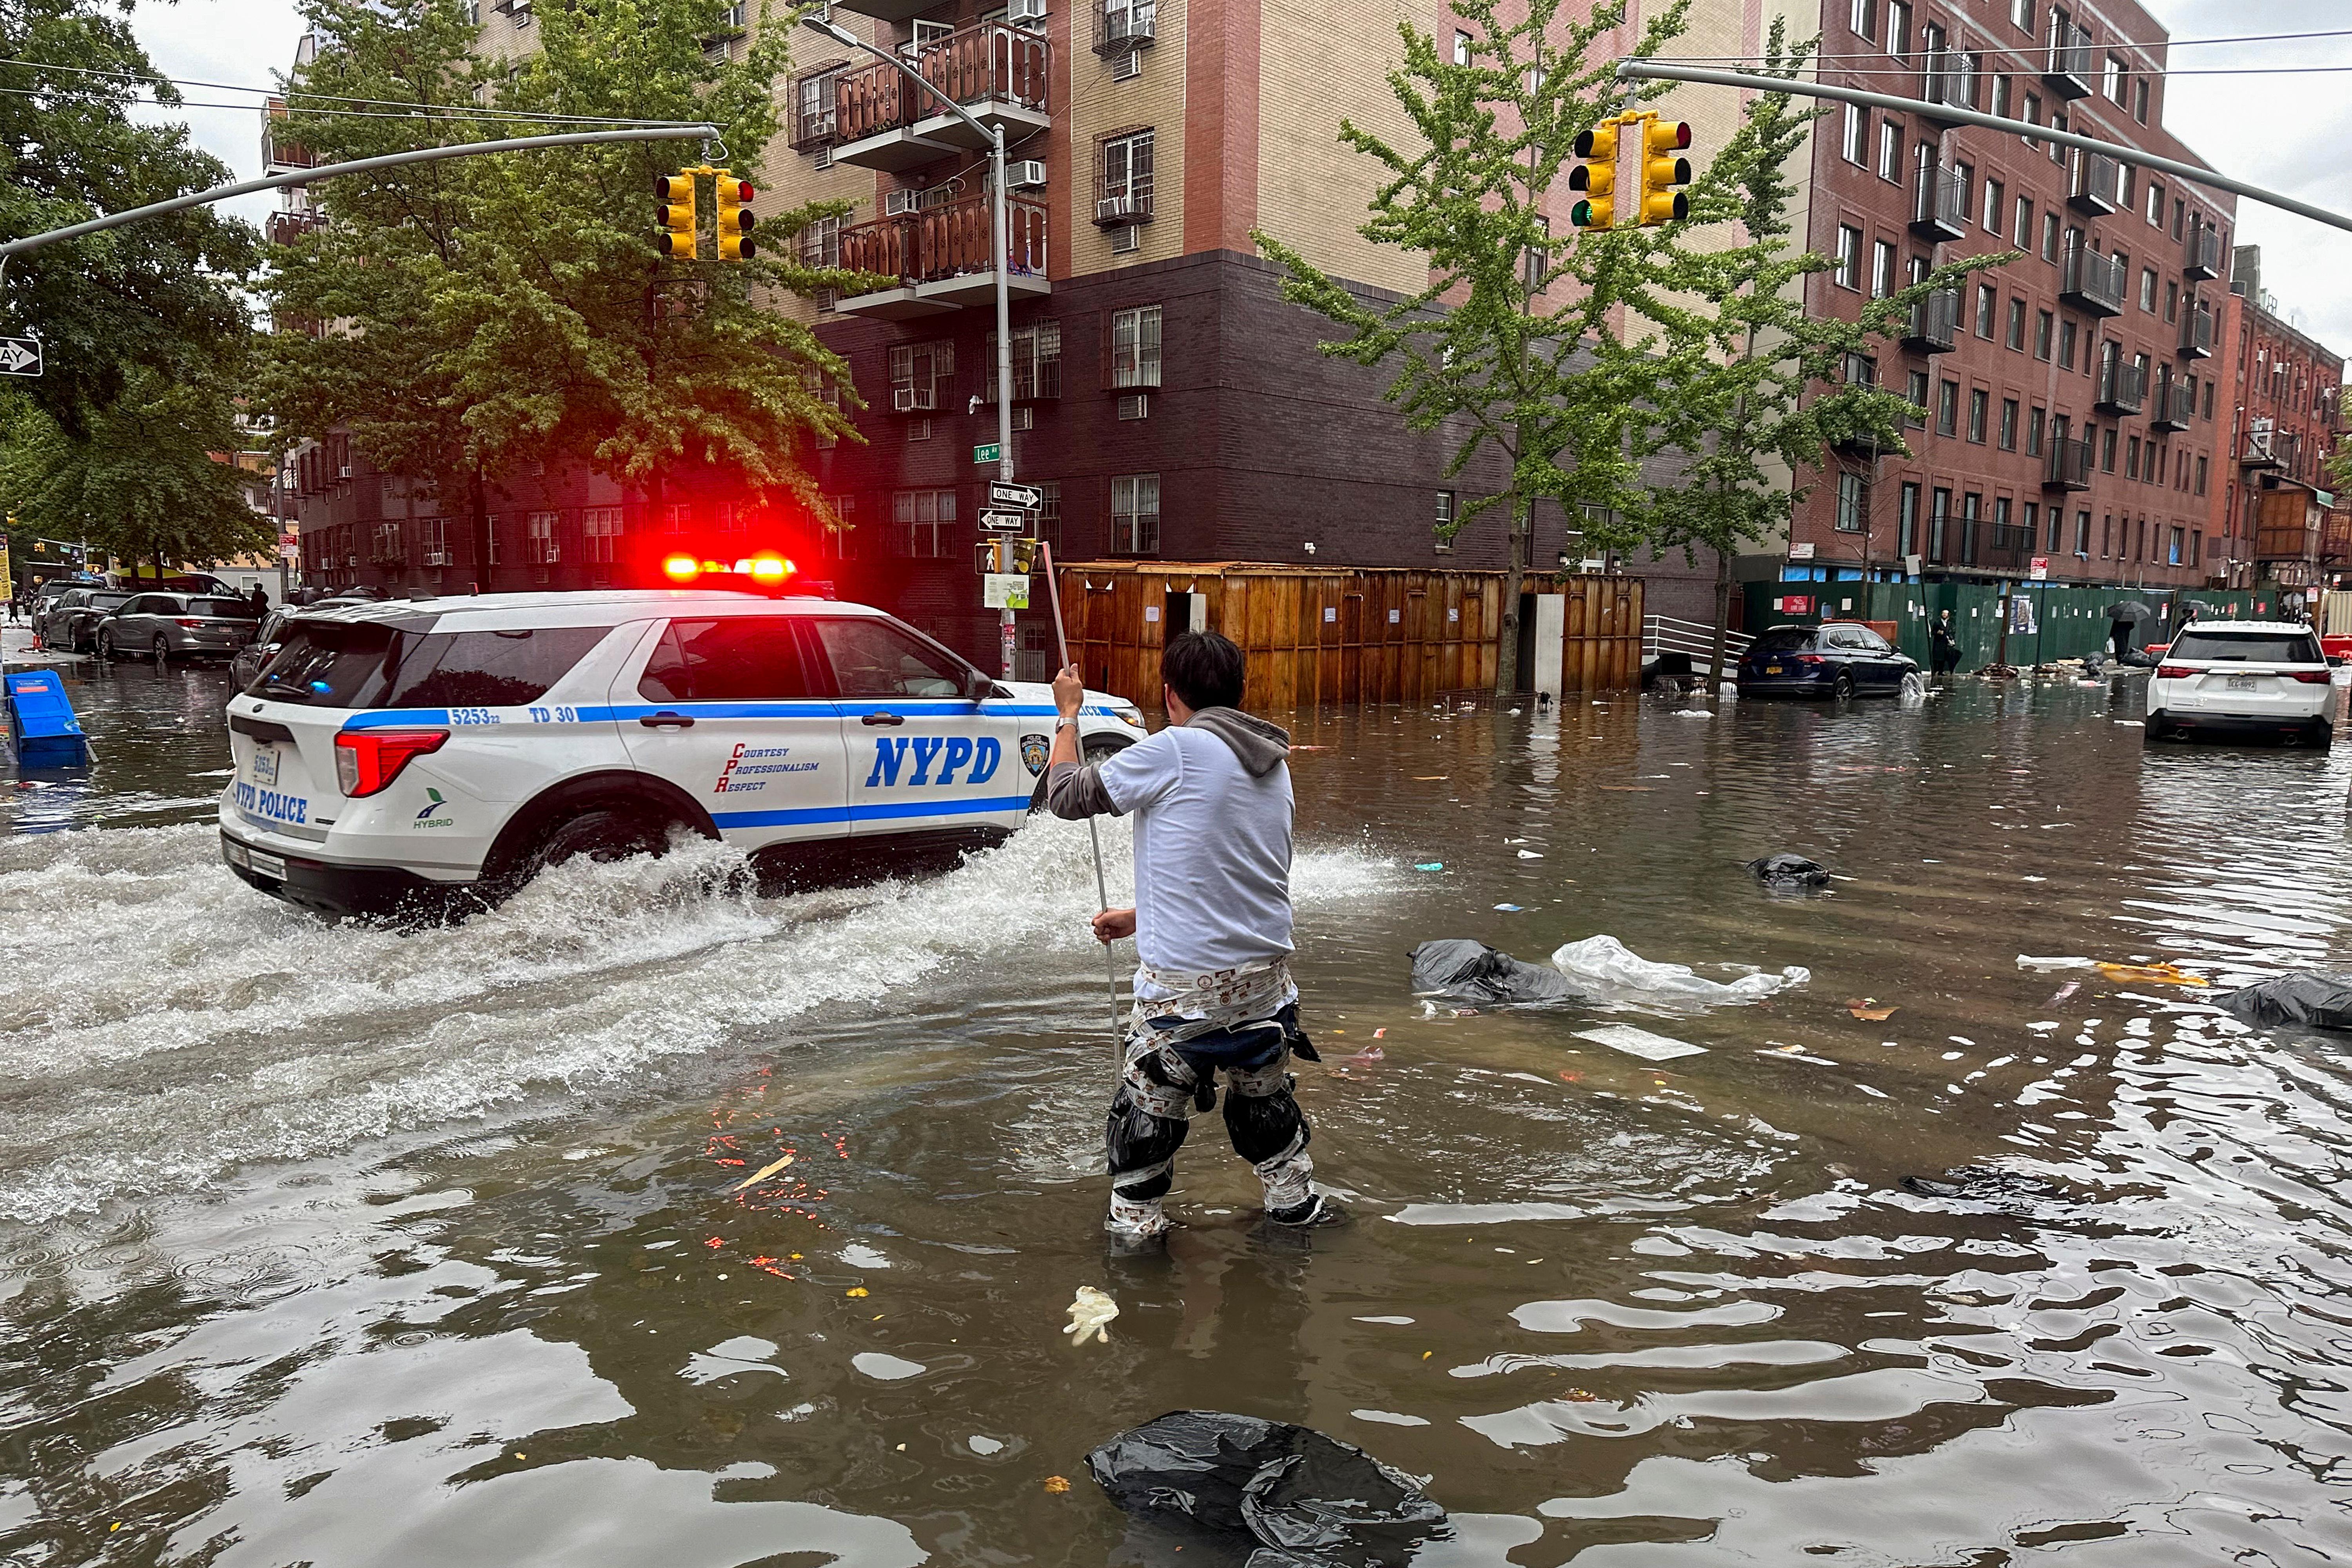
[1112,703,1145,729]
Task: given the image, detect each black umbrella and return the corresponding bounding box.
[2105,600,2155,623]
[2185,600,2225,623]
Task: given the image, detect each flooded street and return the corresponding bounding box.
[5,658,2352,1564]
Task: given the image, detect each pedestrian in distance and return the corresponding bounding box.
[1930,609,1962,678]
[248,584,268,617]
[1046,630,1338,1247]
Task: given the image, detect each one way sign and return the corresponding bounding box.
[0,337,41,377]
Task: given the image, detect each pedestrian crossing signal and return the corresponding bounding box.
[655,172,698,257]
[714,174,757,261]
[1569,122,1616,231]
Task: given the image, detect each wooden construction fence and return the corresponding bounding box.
[1053,561,1643,709]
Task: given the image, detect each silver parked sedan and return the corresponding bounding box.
[96,593,262,664]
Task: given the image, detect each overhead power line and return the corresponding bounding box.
[0,55,692,127]
[1642,27,2352,65]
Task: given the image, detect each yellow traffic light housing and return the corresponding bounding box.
[655,171,698,257]
[1637,116,1693,226]
[714,172,757,261]
[1569,122,1617,231]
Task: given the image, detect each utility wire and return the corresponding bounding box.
[0,55,695,126]
[0,83,708,124]
[1641,28,2352,64]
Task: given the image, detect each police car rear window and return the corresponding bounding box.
[2168,630,2322,664]
[253,623,615,708]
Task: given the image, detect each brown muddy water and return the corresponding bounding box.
[4,656,2351,1564]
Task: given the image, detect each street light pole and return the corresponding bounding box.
[804,17,1019,678]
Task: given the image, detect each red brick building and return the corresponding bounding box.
[2210,247,2347,591]
[1787,0,2236,594]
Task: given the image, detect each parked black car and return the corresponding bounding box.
[94,592,261,663]
[37,588,132,652]
[1737,622,1919,698]
[229,600,372,691]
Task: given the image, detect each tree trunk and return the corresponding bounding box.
[1708,546,1733,693]
[468,464,490,595]
[1495,496,1529,698]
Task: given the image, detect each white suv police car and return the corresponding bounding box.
[218,590,1145,917]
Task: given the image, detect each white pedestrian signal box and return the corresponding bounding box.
[0,337,41,377]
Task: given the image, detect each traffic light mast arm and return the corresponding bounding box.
[0,122,722,262]
[1613,60,2352,237]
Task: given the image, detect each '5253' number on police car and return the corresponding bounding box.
[448,707,501,726]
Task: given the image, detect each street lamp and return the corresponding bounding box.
[802,14,1020,678]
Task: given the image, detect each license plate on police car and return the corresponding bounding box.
[2227,674,2258,691]
[250,746,278,787]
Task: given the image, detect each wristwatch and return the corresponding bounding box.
[1055,716,1081,730]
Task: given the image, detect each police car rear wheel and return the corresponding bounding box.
[526,809,671,877]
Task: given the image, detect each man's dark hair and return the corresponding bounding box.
[1162,630,1245,711]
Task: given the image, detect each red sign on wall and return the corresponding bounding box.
[1777,595,1812,614]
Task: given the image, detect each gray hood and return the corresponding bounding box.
[1186,706,1291,777]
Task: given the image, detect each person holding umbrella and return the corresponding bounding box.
[2105,599,2153,661]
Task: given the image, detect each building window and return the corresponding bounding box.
[1032,481,1063,554]
[1928,487,1950,562]
[1871,239,1896,299]
[2010,0,2032,29]
[1936,379,1958,436]
[2074,509,2090,556]
[1849,0,1875,39]
[1834,225,1862,290]
[2005,297,2025,350]
[2103,54,2123,102]
[2027,405,2045,455]
[1991,74,2010,120]
[2146,181,2163,226]
[2140,268,2157,312]
[1967,387,1989,443]
[2023,89,2042,145]
[887,339,954,411]
[2041,212,2058,261]
[1835,471,1867,532]
[2195,455,2207,495]
[800,212,840,269]
[1111,473,1160,555]
[583,506,622,566]
[1975,283,1996,338]
[906,417,933,442]
[892,488,958,558]
[1453,30,1469,64]
[1999,397,2019,450]
[1111,305,1162,388]
[2167,526,2182,566]
[1099,127,1155,224]
[1905,370,1929,428]
[1992,496,2013,546]
[2024,502,2042,548]
[1842,103,1867,166]
[1897,481,1919,558]
[2100,426,2117,472]
[2013,196,2031,249]
[2134,78,2150,124]
[2034,309,2053,360]
[1878,118,1902,181]
[2126,434,2140,480]
[2164,279,2178,323]
[2058,319,2076,370]
[1888,0,1910,56]
[987,320,1063,401]
[1434,490,1455,542]
[1982,178,2002,233]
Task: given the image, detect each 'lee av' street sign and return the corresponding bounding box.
[988,480,1043,510]
[972,442,1003,464]
[0,337,41,377]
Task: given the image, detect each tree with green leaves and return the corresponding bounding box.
[256,0,865,579]
[1254,0,1694,694]
[1622,25,2014,689]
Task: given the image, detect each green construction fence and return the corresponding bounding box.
[1741,580,2282,669]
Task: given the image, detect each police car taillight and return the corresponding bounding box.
[335,729,449,797]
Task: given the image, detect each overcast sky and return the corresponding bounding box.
[127,0,2352,364]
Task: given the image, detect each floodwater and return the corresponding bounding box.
[5,653,2352,1565]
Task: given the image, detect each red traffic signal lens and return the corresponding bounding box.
[732,180,754,203]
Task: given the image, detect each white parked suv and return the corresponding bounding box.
[218,589,1146,917]
[2146,620,2335,748]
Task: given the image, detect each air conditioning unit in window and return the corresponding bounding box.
[1008,0,1047,21]
[893,384,937,413]
[884,189,924,217]
[1096,194,1136,223]
[338,465,352,479]
[1116,393,1149,421]
[1011,406,1035,431]
[1005,159,1048,190]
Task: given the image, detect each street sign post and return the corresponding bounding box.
[988,480,1043,510]
[972,442,1003,465]
[0,337,41,377]
[978,509,1027,533]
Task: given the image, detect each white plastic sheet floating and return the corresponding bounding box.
[1065,1285,1120,1345]
[1575,1024,1707,1061]
[1551,935,1809,1007]
[2017,955,2097,971]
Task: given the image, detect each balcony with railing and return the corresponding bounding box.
[1909,166,1966,242]
[831,24,1050,172]
[2240,426,2295,470]
[2094,359,2144,417]
[264,208,323,247]
[2060,240,2125,317]
[1094,0,1156,55]
[260,105,315,176]
[2149,378,2194,431]
[2045,437,2093,490]
[1902,287,1960,353]
[2180,305,2214,359]
[833,192,1051,319]
[2185,225,2222,281]
[2044,16,2094,98]
[2068,151,2119,215]
[1918,49,1975,129]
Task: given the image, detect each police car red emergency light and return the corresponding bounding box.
[217,589,1146,919]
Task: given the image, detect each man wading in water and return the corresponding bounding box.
[1047,631,1339,1244]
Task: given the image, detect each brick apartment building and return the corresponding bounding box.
[1784,0,2248,595]
[2211,245,2347,591]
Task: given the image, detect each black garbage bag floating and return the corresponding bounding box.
[2117,647,2161,668]
[1746,853,1829,888]
[1408,939,1579,1005]
[2216,973,2352,1033]
[1087,1411,1450,1567]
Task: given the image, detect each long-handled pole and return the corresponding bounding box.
[1040,542,1125,1053]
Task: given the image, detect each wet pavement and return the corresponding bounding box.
[4,656,2352,1564]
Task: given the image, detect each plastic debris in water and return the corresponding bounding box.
[1494,903,1524,912]
[2095,961,2207,987]
[2017,955,2097,971]
[1517,849,1544,859]
[1065,1285,1120,1345]
[731,1151,795,1191]
[1043,1475,1072,1493]
[1847,999,1898,1022]
[1414,862,1445,872]
[2049,981,2082,1004]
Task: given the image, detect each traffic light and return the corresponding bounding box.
[1569,121,1617,231]
[655,171,698,258]
[714,172,757,261]
[1636,115,1692,226]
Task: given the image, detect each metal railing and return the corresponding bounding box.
[1910,165,1966,237]
[2181,307,2214,357]
[1903,287,1960,352]
[1094,0,1156,55]
[1643,614,1751,663]
[2045,436,2093,489]
[2045,18,2094,95]
[2060,239,2125,315]
[2069,150,2119,214]
[837,192,1049,287]
[2185,225,2222,280]
[2095,359,2144,416]
[835,22,1049,142]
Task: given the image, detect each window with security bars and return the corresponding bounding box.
[527,510,559,564]
[819,494,857,557]
[887,341,954,412]
[1111,473,1160,555]
[986,321,1063,401]
[1100,129,1154,219]
[893,489,957,557]
[1111,305,1161,388]
[417,516,449,566]
[800,214,840,269]
[582,506,622,565]
[1033,481,1062,555]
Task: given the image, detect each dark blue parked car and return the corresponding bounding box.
[1737,622,1918,698]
